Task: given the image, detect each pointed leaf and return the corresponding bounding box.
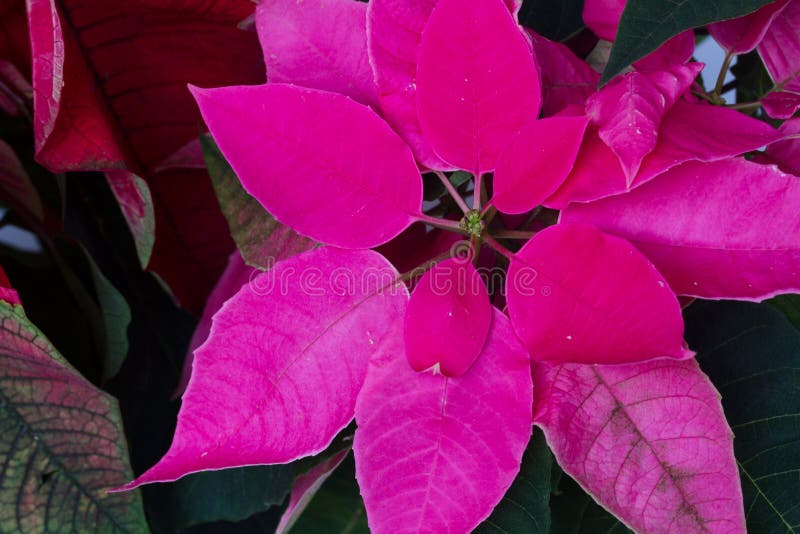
[0,139,43,221]
[563,158,800,300]
[757,0,800,118]
[528,32,600,116]
[507,223,691,364]
[256,0,377,107]
[416,0,541,173]
[586,64,703,181]
[519,0,585,41]
[192,84,422,249]
[686,299,800,533]
[201,135,316,270]
[276,449,350,534]
[0,300,146,532]
[766,116,800,176]
[106,171,155,269]
[88,256,131,382]
[404,257,492,376]
[583,0,625,41]
[118,247,407,489]
[354,310,533,534]
[603,0,779,83]
[534,358,745,533]
[550,474,633,534]
[709,0,791,54]
[547,99,783,208]
[493,116,589,214]
[474,428,553,534]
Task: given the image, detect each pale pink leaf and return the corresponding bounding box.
[562,158,800,300]
[493,115,589,214]
[256,0,377,108]
[765,116,800,175]
[190,83,423,249]
[116,247,408,490]
[534,358,745,534]
[106,171,155,269]
[547,99,783,208]
[276,449,350,534]
[416,0,541,173]
[506,223,691,364]
[709,0,791,54]
[757,0,800,118]
[404,257,492,376]
[586,64,703,182]
[528,32,599,116]
[354,309,532,534]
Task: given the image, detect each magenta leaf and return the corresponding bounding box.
[117,247,408,489]
[766,116,800,176]
[534,358,745,533]
[191,83,423,249]
[582,0,624,40]
[416,0,541,173]
[563,158,800,300]
[586,64,703,182]
[256,0,377,108]
[632,31,695,72]
[493,115,589,214]
[404,257,492,376]
[354,309,532,534]
[709,0,791,54]
[0,300,147,531]
[547,99,783,208]
[106,171,155,269]
[507,223,691,364]
[528,32,600,116]
[276,449,350,534]
[758,0,800,118]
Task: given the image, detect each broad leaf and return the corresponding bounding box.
[757,0,800,118]
[276,449,350,534]
[534,358,745,533]
[507,223,690,364]
[770,293,800,329]
[354,310,533,534]
[404,257,492,376]
[766,117,800,176]
[119,247,408,489]
[416,0,541,173]
[192,84,423,249]
[708,0,790,54]
[493,115,589,214]
[603,0,778,83]
[686,300,800,533]
[550,474,633,534]
[88,254,131,382]
[582,0,624,40]
[563,158,800,300]
[519,0,585,41]
[106,171,155,269]
[475,428,553,534]
[256,0,377,107]
[201,135,316,270]
[0,300,146,532]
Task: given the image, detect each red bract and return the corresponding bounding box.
[116,0,800,532]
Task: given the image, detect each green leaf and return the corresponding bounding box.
[0,139,44,221]
[0,301,147,533]
[685,300,800,533]
[201,135,315,270]
[519,0,585,41]
[769,294,800,331]
[423,171,472,202]
[550,474,633,533]
[288,454,369,534]
[603,0,776,84]
[155,464,293,531]
[89,258,132,382]
[106,172,156,269]
[475,428,552,533]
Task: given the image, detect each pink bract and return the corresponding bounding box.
[256,0,378,108]
[563,158,800,300]
[507,223,692,364]
[354,310,532,534]
[116,247,408,490]
[758,0,800,118]
[534,359,745,533]
[404,257,492,376]
[415,0,541,173]
[709,0,791,54]
[191,83,423,249]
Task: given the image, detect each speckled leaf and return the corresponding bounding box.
[686,299,800,533]
[0,300,146,533]
[106,171,155,270]
[201,135,316,270]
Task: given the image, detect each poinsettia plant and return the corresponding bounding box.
[2,0,800,532]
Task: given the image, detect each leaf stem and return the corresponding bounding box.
[416,213,468,234]
[492,230,536,240]
[398,249,454,283]
[483,234,515,260]
[727,100,762,111]
[473,172,484,210]
[435,171,470,214]
[713,51,734,97]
